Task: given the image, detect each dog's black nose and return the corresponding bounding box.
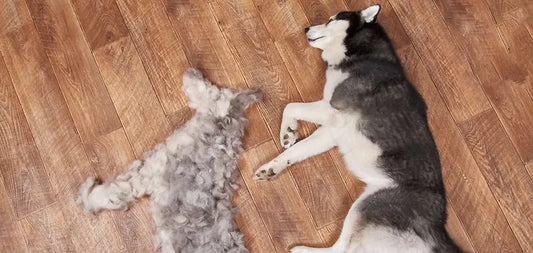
[304,27,310,33]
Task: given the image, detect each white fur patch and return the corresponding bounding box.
[348,225,432,252]
[306,20,349,65]
[361,5,381,23]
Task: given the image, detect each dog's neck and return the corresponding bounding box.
[321,39,347,66]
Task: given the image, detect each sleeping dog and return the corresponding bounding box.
[253,5,460,253]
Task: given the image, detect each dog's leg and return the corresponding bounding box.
[280,101,339,148]
[254,126,336,180]
[290,204,361,253]
[291,185,385,253]
[76,160,151,213]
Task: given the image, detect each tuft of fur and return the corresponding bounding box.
[76,68,260,253]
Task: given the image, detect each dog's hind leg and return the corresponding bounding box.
[290,184,387,253]
[253,126,336,180]
[76,160,152,213]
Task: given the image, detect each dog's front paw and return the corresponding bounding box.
[280,123,298,148]
[252,160,287,181]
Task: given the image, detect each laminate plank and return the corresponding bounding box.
[434,0,533,163]
[25,0,122,141]
[446,202,476,253]
[458,109,533,252]
[527,162,533,179]
[85,129,155,252]
[73,0,174,157]
[0,53,54,218]
[20,200,127,253]
[0,1,89,195]
[485,0,533,65]
[397,45,522,252]
[212,0,352,228]
[92,37,172,156]
[0,180,27,253]
[254,0,309,39]
[388,0,492,122]
[237,141,323,251]
[299,0,348,25]
[317,219,342,247]
[19,204,75,252]
[161,0,270,150]
[233,173,277,252]
[0,1,127,251]
[115,0,190,115]
[70,0,129,50]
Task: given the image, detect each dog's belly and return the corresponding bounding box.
[327,116,394,187]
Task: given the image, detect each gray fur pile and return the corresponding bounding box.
[76,68,260,253]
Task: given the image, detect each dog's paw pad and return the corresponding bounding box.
[253,162,284,181]
[280,127,298,148]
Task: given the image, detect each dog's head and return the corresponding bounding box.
[182,68,261,118]
[305,5,381,64]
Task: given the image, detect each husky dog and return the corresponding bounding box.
[253,5,460,253]
[76,68,260,253]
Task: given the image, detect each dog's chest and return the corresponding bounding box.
[323,68,349,102]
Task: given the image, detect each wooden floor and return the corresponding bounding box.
[1,0,532,252]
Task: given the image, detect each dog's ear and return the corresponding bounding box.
[360,4,380,23]
[232,89,262,112]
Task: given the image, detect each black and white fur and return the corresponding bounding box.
[253,5,460,253]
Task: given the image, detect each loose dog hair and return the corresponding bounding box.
[77,68,260,253]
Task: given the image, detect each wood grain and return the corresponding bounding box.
[434,0,533,163]
[388,0,492,122]
[0,180,27,252]
[459,110,533,252]
[238,141,323,251]
[233,173,277,252]
[527,162,533,179]
[70,0,129,50]
[0,1,127,251]
[299,0,348,25]
[446,202,476,253]
[397,45,521,252]
[0,53,54,218]
[92,37,172,156]
[115,0,190,115]
[25,0,122,141]
[0,0,90,195]
[317,219,343,247]
[85,129,155,252]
